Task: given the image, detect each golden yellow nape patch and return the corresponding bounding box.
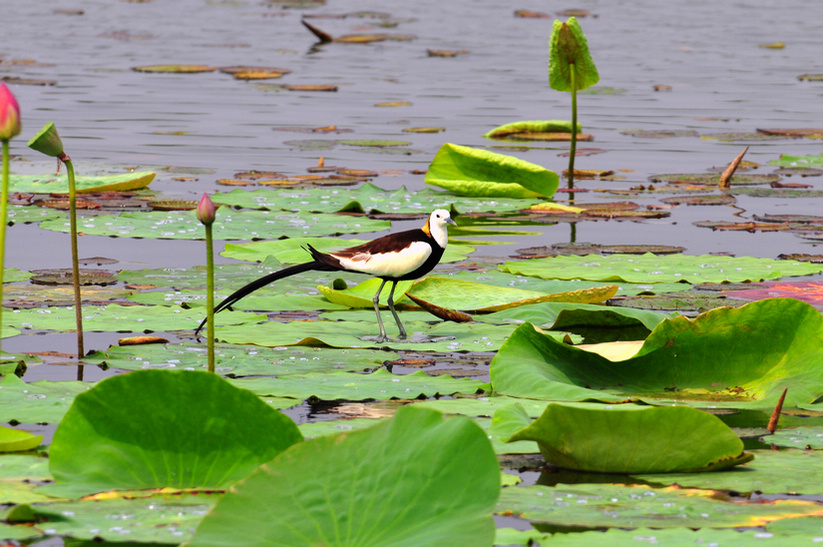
[575,340,644,362]
[421,217,431,236]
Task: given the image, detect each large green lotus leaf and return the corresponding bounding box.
[26,492,218,544]
[507,527,810,546]
[501,253,823,283]
[549,17,599,92]
[317,278,415,308]
[0,374,92,424]
[0,425,42,453]
[769,153,823,168]
[6,304,263,333]
[188,406,500,547]
[223,236,473,264]
[83,342,394,377]
[10,171,155,194]
[231,368,484,401]
[40,209,390,240]
[483,120,580,139]
[490,298,823,409]
[415,395,550,418]
[495,403,749,473]
[44,370,303,498]
[497,484,823,530]
[0,522,41,541]
[0,454,53,504]
[130,287,350,312]
[425,143,559,198]
[634,449,823,495]
[6,204,64,225]
[217,314,522,351]
[767,426,823,449]
[213,184,537,214]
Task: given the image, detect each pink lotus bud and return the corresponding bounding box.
[197,193,216,226]
[0,82,22,141]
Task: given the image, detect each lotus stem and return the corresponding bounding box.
[0,140,9,355]
[568,67,577,202]
[205,222,215,373]
[61,155,85,362]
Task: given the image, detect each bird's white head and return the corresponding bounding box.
[424,209,456,248]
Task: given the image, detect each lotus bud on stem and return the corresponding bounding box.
[27,123,85,366]
[197,193,217,373]
[767,388,787,434]
[0,82,22,358]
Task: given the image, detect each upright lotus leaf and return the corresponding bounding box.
[317,277,414,308]
[483,120,581,139]
[8,171,155,193]
[45,370,303,498]
[425,143,559,198]
[490,298,823,409]
[494,403,751,473]
[548,17,599,93]
[188,406,500,547]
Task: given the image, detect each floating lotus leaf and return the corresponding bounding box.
[0,425,43,453]
[425,143,559,198]
[133,64,216,73]
[338,139,411,147]
[45,370,303,498]
[609,292,751,314]
[0,374,92,424]
[40,209,390,240]
[660,194,736,206]
[483,120,580,139]
[635,449,823,495]
[649,173,779,185]
[694,220,790,232]
[769,152,823,167]
[494,402,750,473]
[490,298,823,409]
[497,483,823,530]
[500,253,823,283]
[701,132,789,142]
[317,277,414,309]
[5,204,63,224]
[188,407,499,547]
[9,171,155,194]
[758,128,823,137]
[620,129,699,138]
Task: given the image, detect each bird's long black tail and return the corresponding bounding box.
[195,260,322,336]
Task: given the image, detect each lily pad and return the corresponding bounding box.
[0,374,93,424]
[133,64,216,73]
[489,298,823,409]
[494,402,750,473]
[499,253,823,284]
[44,370,303,498]
[649,173,779,185]
[0,425,43,453]
[40,209,390,240]
[769,152,823,168]
[9,171,155,194]
[188,406,500,547]
[425,143,559,198]
[483,120,580,140]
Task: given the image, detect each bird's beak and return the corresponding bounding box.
[447,217,457,226]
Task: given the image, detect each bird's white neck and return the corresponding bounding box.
[423,210,451,249]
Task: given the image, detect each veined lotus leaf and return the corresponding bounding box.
[317,277,415,308]
[187,407,499,547]
[26,493,219,544]
[6,304,263,333]
[40,209,390,240]
[635,449,823,495]
[548,17,599,92]
[223,236,473,264]
[403,277,616,312]
[500,253,823,283]
[425,143,559,198]
[497,483,823,530]
[231,368,484,401]
[44,370,303,498]
[216,314,524,351]
[483,120,581,139]
[6,204,63,224]
[9,171,155,194]
[769,153,823,168]
[0,426,43,453]
[494,402,750,473]
[0,374,93,424]
[490,298,823,409]
[82,342,396,377]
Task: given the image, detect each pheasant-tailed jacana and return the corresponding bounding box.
[196,209,456,342]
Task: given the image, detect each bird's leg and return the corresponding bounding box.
[385,280,407,340]
[372,279,389,342]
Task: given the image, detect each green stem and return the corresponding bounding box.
[205,223,215,373]
[63,158,85,362]
[0,140,9,356]
[568,67,577,204]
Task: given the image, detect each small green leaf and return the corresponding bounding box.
[9,171,155,194]
[548,17,600,92]
[188,407,500,547]
[0,425,43,453]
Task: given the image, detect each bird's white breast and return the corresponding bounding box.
[333,241,433,278]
